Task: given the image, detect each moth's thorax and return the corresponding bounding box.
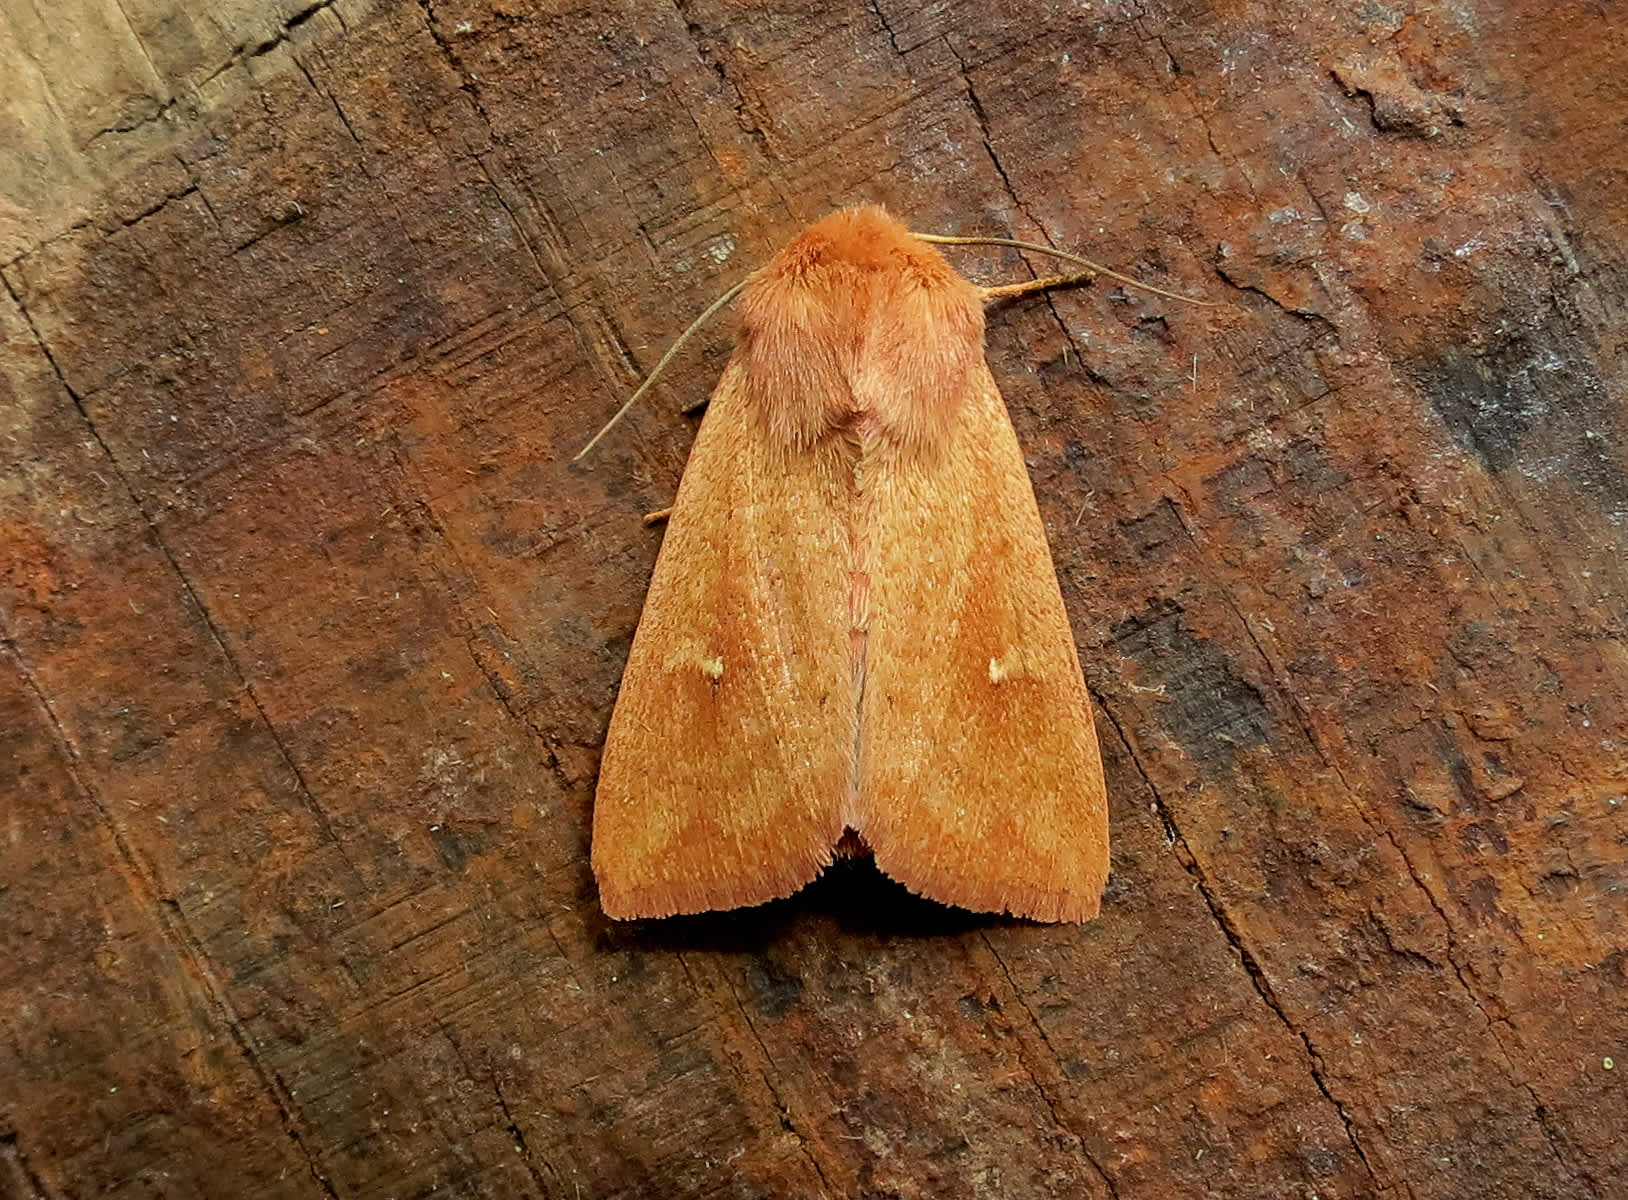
[738,206,985,451]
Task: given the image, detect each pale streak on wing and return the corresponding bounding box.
[592,361,854,918]
[855,364,1109,921]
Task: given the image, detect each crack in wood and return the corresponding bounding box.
[1091,689,1386,1192]
[975,935,1122,1199]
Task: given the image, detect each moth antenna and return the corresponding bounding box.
[574,278,750,462]
[914,233,1220,307]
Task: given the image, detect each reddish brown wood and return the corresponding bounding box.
[2,2,1624,1197]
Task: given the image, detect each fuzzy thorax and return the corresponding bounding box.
[738,207,986,452]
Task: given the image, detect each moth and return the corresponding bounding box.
[587,206,1198,922]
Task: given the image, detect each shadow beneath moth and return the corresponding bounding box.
[584,206,1206,923]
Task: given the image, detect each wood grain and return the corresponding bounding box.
[2,1,1624,1196]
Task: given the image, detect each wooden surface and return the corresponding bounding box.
[2,2,1624,1197]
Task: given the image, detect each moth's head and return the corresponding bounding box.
[767,206,946,279]
[739,207,985,451]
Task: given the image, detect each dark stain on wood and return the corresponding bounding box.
[2,0,1625,1196]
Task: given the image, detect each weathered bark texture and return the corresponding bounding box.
[2,1,1624,1197]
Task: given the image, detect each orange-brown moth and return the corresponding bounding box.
[590,206,1122,922]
